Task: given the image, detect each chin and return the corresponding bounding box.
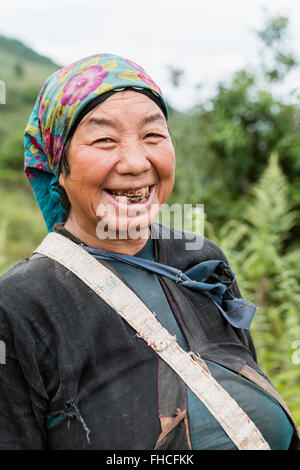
[95,198,162,241]
[95,213,153,241]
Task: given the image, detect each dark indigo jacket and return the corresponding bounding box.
[0,224,299,450]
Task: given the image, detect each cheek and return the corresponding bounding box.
[155,143,176,182]
[67,147,116,185]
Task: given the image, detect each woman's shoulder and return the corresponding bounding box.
[0,253,81,331]
[152,223,228,263]
[0,255,63,305]
[1,255,55,283]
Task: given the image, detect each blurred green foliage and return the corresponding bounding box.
[203,153,300,424]
[0,15,299,426]
[0,175,47,274]
[0,36,58,164]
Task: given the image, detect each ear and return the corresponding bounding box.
[58,171,66,188]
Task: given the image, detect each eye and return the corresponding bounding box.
[144,133,162,140]
[93,137,116,145]
[96,138,114,143]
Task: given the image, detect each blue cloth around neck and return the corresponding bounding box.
[82,238,257,329]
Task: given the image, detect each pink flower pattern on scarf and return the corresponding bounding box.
[61,66,109,106]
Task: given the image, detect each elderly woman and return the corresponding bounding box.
[0,54,299,450]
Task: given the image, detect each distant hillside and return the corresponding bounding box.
[0,34,60,172]
[0,35,59,67]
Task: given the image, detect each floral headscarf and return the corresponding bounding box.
[24,53,168,232]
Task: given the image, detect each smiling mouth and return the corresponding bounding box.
[105,185,153,204]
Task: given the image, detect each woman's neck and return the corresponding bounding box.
[63,218,151,256]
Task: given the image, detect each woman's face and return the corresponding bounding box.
[59,90,175,239]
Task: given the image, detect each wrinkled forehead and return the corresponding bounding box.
[79,90,167,128]
[68,88,168,140]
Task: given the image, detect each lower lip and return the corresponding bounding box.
[103,185,155,211]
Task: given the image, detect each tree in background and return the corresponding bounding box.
[170,14,300,245]
[202,153,300,424]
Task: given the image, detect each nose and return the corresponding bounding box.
[115,140,151,176]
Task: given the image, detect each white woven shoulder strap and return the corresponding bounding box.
[34,232,270,450]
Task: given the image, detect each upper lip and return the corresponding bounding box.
[105,184,154,192]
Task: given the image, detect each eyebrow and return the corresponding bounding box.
[84,113,165,129]
[142,114,165,125]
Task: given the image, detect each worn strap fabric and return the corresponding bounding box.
[33,233,270,450]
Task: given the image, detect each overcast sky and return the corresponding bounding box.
[1,0,300,110]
